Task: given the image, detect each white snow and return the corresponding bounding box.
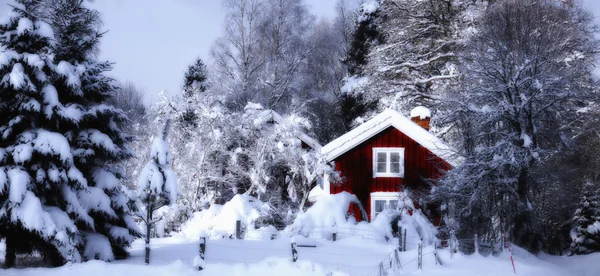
[79,129,118,153]
[341,76,370,95]
[0,168,7,194]
[289,192,393,241]
[12,143,33,163]
[7,168,29,203]
[67,167,88,187]
[92,168,118,190]
[23,53,44,69]
[361,1,379,14]
[79,186,117,218]
[150,136,170,165]
[358,1,379,22]
[35,21,55,39]
[9,63,27,89]
[83,233,115,261]
[33,130,74,163]
[587,221,600,235]
[177,195,270,239]
[16,17,33,35]
[138,162,166,195]
[10,191,55,236]
[110,226,135,243]
[244,102,264,110]
[0,49,19,68]
[521,132,532,148]
[55,61,81,87]
[410,106,432,119]
[321,109,458,165]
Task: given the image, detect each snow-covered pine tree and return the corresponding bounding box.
[183,57,208,99]
[337,2,381,131]
[0,0,88,267]
[136,120,178,265]
[570,183,600,255]
[45,0,141,260]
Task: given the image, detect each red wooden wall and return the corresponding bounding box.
[329,126,451,221]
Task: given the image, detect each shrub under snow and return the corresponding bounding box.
[289,191,438,247]
[177,194,271,239]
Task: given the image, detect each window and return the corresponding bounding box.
[371,192,400,219]
[372,148,405,178]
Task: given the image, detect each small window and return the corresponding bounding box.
[372,148,405,178]
[374,200,386,217]
[371,193,400,219]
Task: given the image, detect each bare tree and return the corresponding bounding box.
[435,0,599,253]
[211,0,265,110]
[109,81,147,126]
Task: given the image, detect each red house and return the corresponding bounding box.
[318,108,455,222]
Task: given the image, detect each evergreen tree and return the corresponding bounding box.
[0,0,87,267]
[136,120,178,265]
[46,0,141,260]
[182,57,208,98]
[0,0,140,266]
[180,57,209,127]
[570,184,600,255]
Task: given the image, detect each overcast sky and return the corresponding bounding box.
[1,0,600,103]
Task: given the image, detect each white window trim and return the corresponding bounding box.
[372,147,405,178]
[370,192,400,220]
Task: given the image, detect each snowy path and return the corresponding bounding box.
[3,237,599,276]
[118,236,395,275]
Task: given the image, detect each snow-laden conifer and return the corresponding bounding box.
[570,183,600,255]
[136,119,178,264]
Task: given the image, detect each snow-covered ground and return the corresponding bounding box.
[3,235,599,276]
[2,192,600,275]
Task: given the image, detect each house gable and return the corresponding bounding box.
[322,109,454,221]
[322,109,457,166]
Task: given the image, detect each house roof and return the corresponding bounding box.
[321,109,458,166]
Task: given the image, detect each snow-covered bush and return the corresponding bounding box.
[288,192,387,241]
[176,194,271,239]
[289,192,438,247]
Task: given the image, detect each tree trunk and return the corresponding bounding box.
[512,167,540,252]
[4,236,16,268]
[145,203,153,265]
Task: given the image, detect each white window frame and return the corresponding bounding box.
[370,192,400,220]
[372,147,405,178]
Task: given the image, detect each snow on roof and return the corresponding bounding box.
[321,109,458,166]
[410,106,431,119]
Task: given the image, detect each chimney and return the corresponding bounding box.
[410,106,431,131]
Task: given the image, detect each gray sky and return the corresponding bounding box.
[88,0,338,103]
[1,0,599,102]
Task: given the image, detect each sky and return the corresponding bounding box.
[87,0,339,103]
[0,0,600,103]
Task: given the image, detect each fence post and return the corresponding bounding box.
[236,220,241,239]
[393,249,401,271]
[398,226,403,251]
[291,238,298,262]
[379,261,384,276]
[194,231,206,270]
[474,234,479,255]
[332,232,337,242]
[418,243,423,270]
[403,229,407,251]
